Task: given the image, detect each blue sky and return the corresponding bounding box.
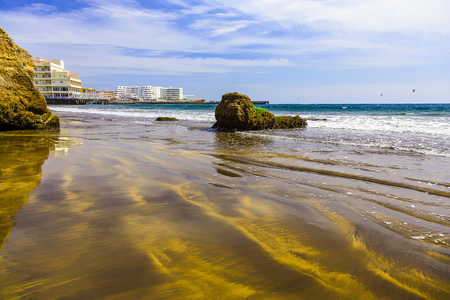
[1,0,449,103]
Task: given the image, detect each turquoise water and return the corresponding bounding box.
[75,102,450,116]
[49,103,450,157]
[83,103,450,116]
[264,103,450,115]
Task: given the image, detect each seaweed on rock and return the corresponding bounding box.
[213,92,307,131]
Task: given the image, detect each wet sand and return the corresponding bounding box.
[1,112,449,299]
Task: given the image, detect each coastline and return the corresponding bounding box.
[44,97,269,105]
[0,108,449,299]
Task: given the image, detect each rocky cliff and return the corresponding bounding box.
[0,27,59,130]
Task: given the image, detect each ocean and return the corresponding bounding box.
[51,103,450,157]
[1,102,449,299]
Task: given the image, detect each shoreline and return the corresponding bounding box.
[44,97,270,105]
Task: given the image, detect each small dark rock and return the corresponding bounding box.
[156,117,178,121]
[307,118,327,121]
[274,116,307,129]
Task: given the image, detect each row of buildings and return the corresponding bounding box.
[113,85,196,101]
[32,57,197,102]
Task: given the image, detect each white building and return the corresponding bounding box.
[33,57,82,98]
[114,85,184,101]
[183,95,197,101]
[160,87,183,100]
[152,86,162,100]
[114,85,155,100]
[140,86,155,99]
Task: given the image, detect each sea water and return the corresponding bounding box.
[49,103,450,157]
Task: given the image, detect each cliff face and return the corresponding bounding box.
[0,27,59,130]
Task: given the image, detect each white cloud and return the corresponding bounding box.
[190,19,256,36]
[3,0,448,65]
[181,5,215,15]
[1,2,201,52]
[205,0,450,34]
[22,42,293,78]
[1,0,448,101]
[24,3,58,12]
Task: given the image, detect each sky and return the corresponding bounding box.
[1,0,449,103]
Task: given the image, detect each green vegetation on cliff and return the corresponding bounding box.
[213,92,307,131]
[0,27,59,130]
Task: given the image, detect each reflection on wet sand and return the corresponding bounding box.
[0,121,449,299]
[0,133,58,250]
[214,131,274,150]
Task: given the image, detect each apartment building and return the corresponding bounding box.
[160,87,183,100]
[96,90,114,99]
[33,57,82,98]
[114,85,183,101]
[80,87,96,99]
[114,85,154,99]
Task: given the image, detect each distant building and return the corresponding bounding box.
[33,57,82,98]
[161,87,183,100]
[96,90,114,99]
[114,85,155,100]
[183,95,197,101]
[80,87,96,99]
[114,85,185,101]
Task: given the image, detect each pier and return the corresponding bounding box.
[45,97,109,105]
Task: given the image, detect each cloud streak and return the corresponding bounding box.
[0,0,448,102]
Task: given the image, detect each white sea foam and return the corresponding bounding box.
[49,106,216,122]
[302,114,450,137]
[51,106,450,136]
[242,128,450,157]
[50,105,450,157]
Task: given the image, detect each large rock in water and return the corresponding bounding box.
[212,92,307,131]
[0,27,59,130]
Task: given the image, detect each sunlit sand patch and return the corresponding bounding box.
[0,277,51,299]
[327,212,450,299]
[426,250,450,264]
[0,217,94,297]
[97,141,450,298]
[121,209,259,298]
[159,181,377,298]
[149,171,449,299]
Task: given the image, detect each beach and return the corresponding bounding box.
[1,104,449,299]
